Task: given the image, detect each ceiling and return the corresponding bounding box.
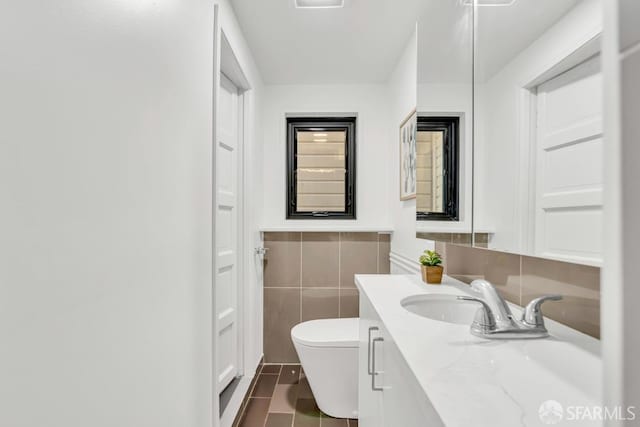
[230,0,583,86]
[474,0,582,82]
[229,0,425,85]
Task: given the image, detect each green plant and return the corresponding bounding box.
[419,250,442,267]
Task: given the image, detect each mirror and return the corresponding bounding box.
[415,1,473,242]
[473,0,603,264]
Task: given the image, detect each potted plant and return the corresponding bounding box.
[419,250,444,284]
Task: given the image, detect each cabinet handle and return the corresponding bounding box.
[367,326,379,375]
[371,337,384,391]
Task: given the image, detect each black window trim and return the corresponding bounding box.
[286,116,356,220]
[416,116,460,222]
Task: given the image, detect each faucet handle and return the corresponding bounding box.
[457,295,497,333]
[522,295,562,328]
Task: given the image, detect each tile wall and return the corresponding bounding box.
[437,242,601,338]
[263,232,391,363]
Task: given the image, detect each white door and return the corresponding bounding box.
[534,55,603,264]
[216,73,241,391]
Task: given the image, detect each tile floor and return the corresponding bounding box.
[233,363,358,427]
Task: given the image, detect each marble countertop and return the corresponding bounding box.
[355,274,602,427]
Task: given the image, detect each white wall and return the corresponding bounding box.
[474,0,603,253]
[0,0,262,426]
[387,30,427,272]
[261,84,392,229]
[602,0,640,423]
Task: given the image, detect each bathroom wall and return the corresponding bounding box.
[437,243,601,338]
[263,232,391,363]
[261,84,392,229]
[0,0,262,426]
[602,0,640,415]
[387,29,431,273]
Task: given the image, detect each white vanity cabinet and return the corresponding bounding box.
[358,293,442,427]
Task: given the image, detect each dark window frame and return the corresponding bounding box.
[286,117,356,220]
[416,116,460,222]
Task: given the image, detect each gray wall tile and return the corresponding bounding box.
[264,288,301,363]
[444,243,601,338]
[264,232,301,287]
[340,232,378,288]
[301,289,339,321]
[301,233,339,287]
[378,234,391,274]
[445,244,521,305]
[339,289,360,318]
[521,256,600,338]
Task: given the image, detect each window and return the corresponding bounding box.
[416,116,459,221]
[286,117,356,219]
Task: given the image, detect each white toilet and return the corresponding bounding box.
[291,318,359,419]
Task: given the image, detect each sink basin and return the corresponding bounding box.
[400,294,480,325]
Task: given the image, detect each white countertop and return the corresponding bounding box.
[355,274,602,427]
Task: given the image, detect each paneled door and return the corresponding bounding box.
[534,55,603,264]
[216,73,241,391]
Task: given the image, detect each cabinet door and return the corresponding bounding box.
[358,295,384,427]
[381,327,443,427]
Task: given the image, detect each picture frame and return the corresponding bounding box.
[399,109,417,200]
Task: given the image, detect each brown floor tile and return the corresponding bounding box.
[261,364,283,375]
[279,364,301,384]
[321,416,348,426]
[252,374,278,398]
[294,398,321,427]
[265,413,294,427]
[239,398,270,427]
[348,419,358,427]
[297,376,314,399]
[269,383,299,414]
[232,399,247,427]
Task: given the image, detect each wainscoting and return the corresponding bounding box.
[263,232,391,363]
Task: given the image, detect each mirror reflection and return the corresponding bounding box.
[473,0,603,264]
[416,117,459,221]
[416,1,473,240]
[416,129,444,214]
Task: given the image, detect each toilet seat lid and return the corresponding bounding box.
[291,318,359,348]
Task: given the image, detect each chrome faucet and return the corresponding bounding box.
[457,279,562,339]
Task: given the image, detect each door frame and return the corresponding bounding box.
[214,23,255,427]
[515,34,602,256]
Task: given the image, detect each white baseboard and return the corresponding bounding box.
[389,251,421,275]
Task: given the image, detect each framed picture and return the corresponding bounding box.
[399,109,417,200]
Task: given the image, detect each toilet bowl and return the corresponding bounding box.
[291,318,359,419]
